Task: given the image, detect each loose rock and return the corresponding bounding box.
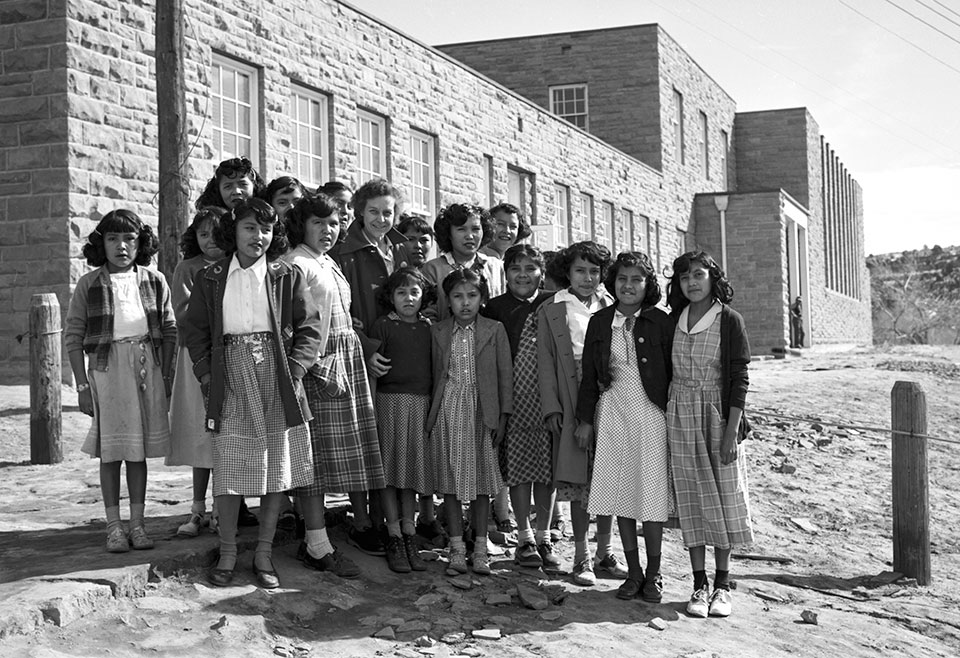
[648,617,667,631]
[540,610,562,621]
[516,584,548,610]
[800,609,819,625]
[472,628,501,640]
[374,626,396,640]
[440,632,466,644]
[415,635,437,647]
[485,593,512,606]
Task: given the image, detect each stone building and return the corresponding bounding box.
[0,0,870,379]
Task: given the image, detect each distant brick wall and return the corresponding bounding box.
[0,1,70,377]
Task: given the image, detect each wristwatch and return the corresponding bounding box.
[77,383,90,392]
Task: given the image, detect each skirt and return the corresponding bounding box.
[165,345,213,468]
[82,337,170,463]
[212,336,314,497]
[431,388,503,501]
[376,392,432,494]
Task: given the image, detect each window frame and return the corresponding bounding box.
[720,129,729,189]
[549,83,589,130]
[288,84,330,189]
[672,88,684,165]
[699,110,710,180]
[407,128,437,217]
[553,183,570,245]
[356,108,388,182]
[576,192,594,243]
[600,200,614,250]
[210,53,260,169]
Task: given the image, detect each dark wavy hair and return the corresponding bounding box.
[376,266,436,311]
[666,249,734,317]
[215,198,289,259]
[180,206,227,259]
[434,203,494,254]
[82,209,159,267]
[284,193,341,249]
[396,213,434,237]
[546,240,611,289]
[489,202,532,243]
[441,267,489,304]
[352,178,401,227]
[194,157,266,210]
[261,176,306,204]
[317,180,353,197]
[605,251,661,307]
[503,243,544,271]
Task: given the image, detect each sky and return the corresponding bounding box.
[347,0,960,255]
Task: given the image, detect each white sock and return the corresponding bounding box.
[519,528,535,545]
[474,535,489,555]
[191,500,206,515]
[596,532,612,558]
[105,505,122,532]
[535,529,548,545]
[306,528,334,558]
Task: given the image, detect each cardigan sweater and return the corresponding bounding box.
[718,304,751,421]
[575,304,674,425]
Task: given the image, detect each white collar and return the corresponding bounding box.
[228,252,268,279]
[554,288,604,307]
[678,300,722,335]
[442,251,485,270]
[611,307,641,328]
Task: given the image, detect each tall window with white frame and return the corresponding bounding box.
[621,208,634,251]
[211,55,259,166]
[507,166,536,223]
[576,192,593,243]
[636,213,650,254]
[408,129,436,216]
[553,184,569,246]
[672,88,684,165]
[549,84,589,130]
[699,111,709,180]
[356,109,387,182]
[481,155,494,207]
[719,129,729,189]
[600,201,614,250]
[289,85,328,189]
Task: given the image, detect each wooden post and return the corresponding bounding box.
[30,293,63,465]
[156,0,190,282]
[891,380,930,584]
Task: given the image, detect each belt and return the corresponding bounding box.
[223,331,273,345]
[114,334,149,345]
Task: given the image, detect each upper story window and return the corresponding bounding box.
[211,54,259,167]
[356,109,387,182]
[575,192,593,243]
[672,88,684,165]
[408,129,436,216]
[481,155,494,207]
[550,84,588,130]
[635,213,650,253]
[620,208,634,251]
[720,129,729,189]
[553,183,569,245]
[600,201,614,250]
[289,85,329,189]
[699,111,709,180]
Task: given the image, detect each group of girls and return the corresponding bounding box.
[67,155,753,618]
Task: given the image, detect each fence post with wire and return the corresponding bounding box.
[29,293,63,465]
[891,380,930,585]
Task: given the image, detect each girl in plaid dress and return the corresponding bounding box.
[184,199,322,590]
[426,269,513,576]
[666,250,753,619]
[481,244,558,571]
[576,252,675,603]
[66,210,175,554]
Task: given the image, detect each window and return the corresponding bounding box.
[600,201,614,249]
[672,88,684,165]
[550,84,588,130]
[720,129,729,189]
[574,192,593,243]
[635,213,650,253]
[677,228,687,260]
[481,155,494,207]
[654,220,662,271]
[699,111,709,179]
[356,109,387,182]
[211,55,259,166]
[620,209,634,252]
[289,86,328,188]
[408,129,436,216]
[553,184,569,245]
[507,166,536,223]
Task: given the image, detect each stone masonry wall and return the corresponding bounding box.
[0,0,70,377]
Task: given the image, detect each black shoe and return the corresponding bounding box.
[403,533,428,571]
[238,500,259,527]
[277,509,298,532]
[348,525,386,556]
[537,540,562,572]
[617,577,643,600]
[303,547,361,579]
[252,560,280,589]
[296,540,308,561]
[207,567,235,587]
[641,572,663,603]
[385,535,412,573]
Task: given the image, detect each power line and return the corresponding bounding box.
[881,0,960,47]
[913,0,960,31]
[930,0,960,21]
[837,0,960,76]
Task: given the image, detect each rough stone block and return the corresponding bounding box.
[0,95,48,121]
[19,119,66,146]
[3,46,49,73]
[0,0,47,25]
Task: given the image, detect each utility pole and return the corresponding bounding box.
[156,0,190,282]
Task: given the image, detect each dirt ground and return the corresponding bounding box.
[1,343,959,658]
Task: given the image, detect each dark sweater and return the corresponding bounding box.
[481,291,552,358]
[369,314,432,396]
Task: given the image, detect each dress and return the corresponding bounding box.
[285,246,385,496]
[667,309,753,549]
[166,256,215,468]
[500,313,552,486]
[431,323,504,500]
[587,316,671,521]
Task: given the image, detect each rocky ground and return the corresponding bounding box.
[1,344,959,658]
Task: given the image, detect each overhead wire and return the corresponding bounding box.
[913,0,960,31]
[929,0,960,21]
[880,0,960,46]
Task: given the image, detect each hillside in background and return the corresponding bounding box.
[867,245,960,344]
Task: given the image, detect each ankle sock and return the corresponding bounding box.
[595,532,612,558]
[474,535,489,555]
[519,528,535,545]
[714,569,730,591]
[217,541,237,570]
[190,500,206,516]
[646,553,662,578]
[105,505,122,532]
[449,537,466,554]
[386,520,402,538]
[693,570,709,591]
[306,528,334,559]
[130,503,145,527]
[401,519,417,536]
[535,529,548,544]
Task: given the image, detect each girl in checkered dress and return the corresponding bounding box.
[666,250,753,619]
[576,252,675,603]
[66,210,175,555]
[426,268,513,576]
[184,199,322,590]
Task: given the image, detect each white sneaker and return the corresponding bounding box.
[686,585,710,618]
[708,588,732,617]
[177,513,207,537]
[571,558,597,586]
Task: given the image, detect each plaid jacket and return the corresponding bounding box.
[65,265,176,371]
